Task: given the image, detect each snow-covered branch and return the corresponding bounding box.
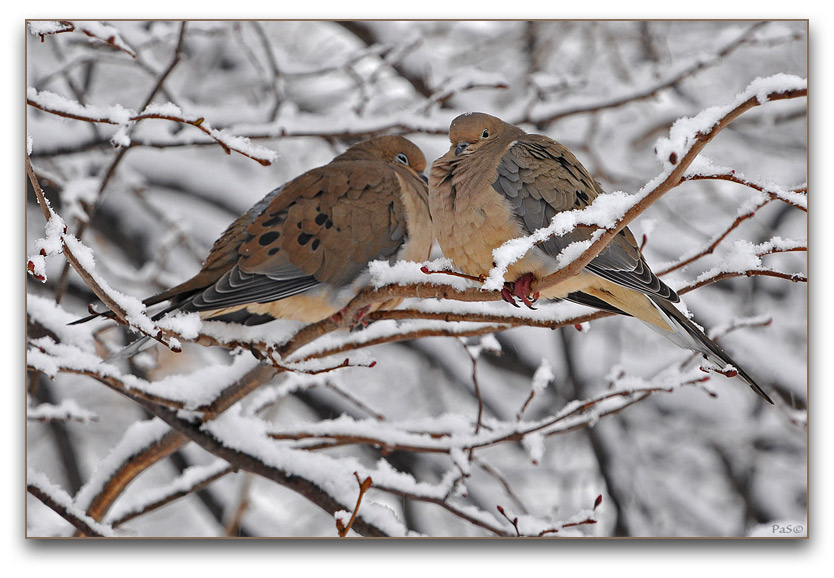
[27,88,278,166]
[28,470,117,537]
[482,74,807,295]
[26,159,184,353]
[26,20,807,538]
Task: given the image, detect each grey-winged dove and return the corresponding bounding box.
[76,135,433,350]
[429,112,773,404]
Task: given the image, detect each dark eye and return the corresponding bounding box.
[395,153,409,165]
[481,129,489,139]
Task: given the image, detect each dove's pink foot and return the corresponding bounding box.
[500,273,540,309]
[331,304,372,330]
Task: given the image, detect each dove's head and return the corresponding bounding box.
[338,136,428,183]
[447,112,524,156]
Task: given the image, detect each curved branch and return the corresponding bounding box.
[122,393,391,537]
[525,83,807,297]
[76,363,279,522]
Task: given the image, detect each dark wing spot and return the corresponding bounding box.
[311,239,321,251]
[325,219,334,229]
[314,213,328,226]
[261,215,283,227]
[297,232,313,246]
[267,247,280,256]
[259,231,280,246]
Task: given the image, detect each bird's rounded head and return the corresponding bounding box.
[447,112,523,156]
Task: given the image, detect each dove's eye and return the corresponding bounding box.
[395,153,409,165]
[481,129,489,139]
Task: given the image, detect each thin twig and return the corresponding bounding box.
[461,341,486,461]
[530,22,768,126]
[109,465,234,528]
[27,158,177,350]
[336,473,373,537]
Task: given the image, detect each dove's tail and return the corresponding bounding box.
[104,336,155,363]
[647,297,773,404]
[569,284,772,404]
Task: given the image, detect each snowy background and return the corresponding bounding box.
[25,20,807,538]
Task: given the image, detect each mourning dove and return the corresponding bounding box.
[429,112,773,404]
[76,135,433,348]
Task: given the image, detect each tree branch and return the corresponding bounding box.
[525,83,807,297]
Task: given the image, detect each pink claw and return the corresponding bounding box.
[501,273,540,309]
[501,273,540,310]
[513,273,540,309]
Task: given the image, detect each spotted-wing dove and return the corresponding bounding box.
[77,135,433,349]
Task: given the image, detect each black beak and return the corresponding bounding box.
[455,142,469,156]
[418,172,428,184]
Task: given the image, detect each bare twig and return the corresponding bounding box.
[461,340,487,461]
[336,473,373,537]
[224,473,255,536]
[496,505,521,536]
[530,22,768,126]
[336,21,434,100]
[324,381,386,421]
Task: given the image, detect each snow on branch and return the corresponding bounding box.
[482,74,807,295]
[27,298,620,536]
[28,20,137,58]
[105,460,233,528]
[693,236,806,285]
[26,158,185,354]
[73,419,174,511]
[27,398,98,424]
[73,364,280,525]
[27,88,278,166]
[209,404,608,537]
[26,22,807,537]
[27,469,117,537]
[681,157,807,211]
[25,290,728,537]
[657,160,807,276]
[26,324,262,411]
[264,368,703,455]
